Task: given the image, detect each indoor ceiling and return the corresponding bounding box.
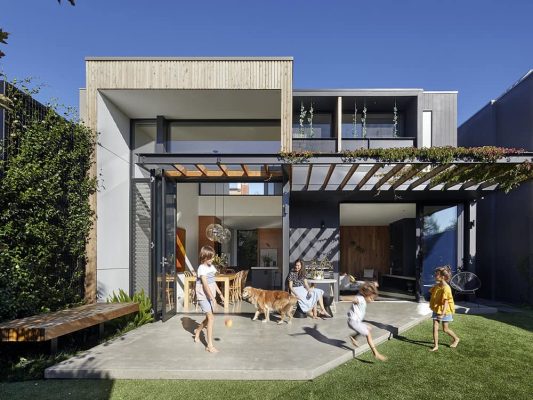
[215,216,281,230]
[340,203,416,225]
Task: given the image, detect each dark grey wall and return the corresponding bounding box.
[422,92,458,146]
[458,102,496,147]
[390,218,416,276]
[289,197,340,275]
[458,72,533,304]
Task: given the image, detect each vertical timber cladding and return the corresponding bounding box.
[84,57,293,301]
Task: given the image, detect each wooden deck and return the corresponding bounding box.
[0,302,139,344]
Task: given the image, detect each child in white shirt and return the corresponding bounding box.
[193,245,225,353]
[348,282,387,361]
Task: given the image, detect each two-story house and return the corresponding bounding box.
[80,57,531,320]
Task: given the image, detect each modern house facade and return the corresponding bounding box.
[80,57,532,320]
[459,70,533,305]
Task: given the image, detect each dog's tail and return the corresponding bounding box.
[289,294,298,306]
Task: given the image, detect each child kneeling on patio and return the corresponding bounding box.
[347,281,387,361]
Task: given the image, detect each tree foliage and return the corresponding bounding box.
[0,81,96,321]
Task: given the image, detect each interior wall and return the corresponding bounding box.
[198,196,281,216]
[198,216,221,257]
[96,94,131,300]
[340,226,390,278]
[177,183,199,270]
[289,199,340,273]
[258,228,283,268]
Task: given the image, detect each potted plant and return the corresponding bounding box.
[262,254,273,267]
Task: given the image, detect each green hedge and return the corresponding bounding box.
[0,83,96,321]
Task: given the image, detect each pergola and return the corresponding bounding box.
[138,152,533,301]
[138,153,533,193]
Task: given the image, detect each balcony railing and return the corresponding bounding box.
[292,138,337,153]
[292,137,416,153]
[342,137,416,150]
[169,140,281,154]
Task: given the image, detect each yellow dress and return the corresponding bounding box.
[429,283,455,315]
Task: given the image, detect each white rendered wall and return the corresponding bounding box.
[96,93,131,300]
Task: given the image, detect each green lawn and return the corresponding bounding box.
[2,311,532,400]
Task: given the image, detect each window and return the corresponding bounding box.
[422,111,432,148]
[133,122,157,153]
[342,113,404,138]
[292,113,333,138]
[200,182,282,196]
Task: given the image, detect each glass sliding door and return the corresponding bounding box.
[421,205,463,298]
[151,172,177,321]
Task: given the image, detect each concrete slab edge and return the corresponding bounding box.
[45,310,432,381]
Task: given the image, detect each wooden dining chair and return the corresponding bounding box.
[184,270,197,307]
[240,269,249,292]
[229,271,243,303]
[165,274,174,308]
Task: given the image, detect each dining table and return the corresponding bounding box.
[183,273,238,312]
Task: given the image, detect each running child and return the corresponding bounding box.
[347,281,387,361]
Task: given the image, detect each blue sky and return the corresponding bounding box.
[1,0,532,124]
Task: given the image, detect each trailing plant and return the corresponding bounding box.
[278,150,313,164]
[0,79,97,322]
[298,102,306,137]
[107,289,154,329]
[361,102,367,138]
[352,100,358,138]
[495,161,533,193]
[341,146,527,163]
[307,102,314,137]
[393,100,398,137]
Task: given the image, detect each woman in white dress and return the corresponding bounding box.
[287,259,331,319]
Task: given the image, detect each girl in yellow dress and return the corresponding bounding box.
[429,265,460,352]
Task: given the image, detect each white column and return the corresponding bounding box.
[337,96,342,152]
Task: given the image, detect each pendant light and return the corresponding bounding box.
[206,183,223,242]
[219,185,231,244]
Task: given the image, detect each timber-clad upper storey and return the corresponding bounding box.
[85,57,294,151]
[84,57,460,154]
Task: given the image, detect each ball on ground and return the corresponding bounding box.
[224,318,233,328]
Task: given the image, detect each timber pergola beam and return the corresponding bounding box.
[139,153,533,190]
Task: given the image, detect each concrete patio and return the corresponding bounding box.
[45,300,430,380]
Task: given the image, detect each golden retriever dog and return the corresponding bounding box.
[242,286,297,324]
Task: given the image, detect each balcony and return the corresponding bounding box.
[342,137,416,150]
[292,138,337,153]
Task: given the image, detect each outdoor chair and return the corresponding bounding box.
[450,271,481,303]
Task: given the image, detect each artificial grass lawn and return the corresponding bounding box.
[2,311,532,400]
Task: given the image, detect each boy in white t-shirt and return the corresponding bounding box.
[193,245,225,353]
[348,282,387,361]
